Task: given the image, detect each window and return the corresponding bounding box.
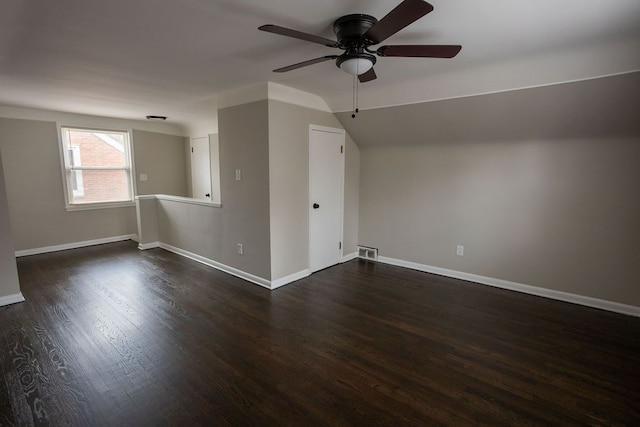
[59,126,135,209]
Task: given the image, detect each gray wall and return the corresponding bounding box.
[337,72,640,307]
[0,117,189,251]
[0,118,136,250]
[358,139,640,306]
[133,130,188,196]
[157,199,224,263]
[0,150,20,299]
[268,100,360,280]
[136,197,159,245]
[218,101,271,280]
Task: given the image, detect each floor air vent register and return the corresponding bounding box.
[357,245,378,261]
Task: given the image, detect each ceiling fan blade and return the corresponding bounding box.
[358,68,377,83]
[259,25,339,48]
[377,45,462,58]
[273,56,339,73]
[364,0,434,44]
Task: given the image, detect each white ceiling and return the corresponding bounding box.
[1,0,639,133]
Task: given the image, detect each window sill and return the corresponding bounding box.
[65,201,136,212]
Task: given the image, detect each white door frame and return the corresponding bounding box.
[309,124,345,273]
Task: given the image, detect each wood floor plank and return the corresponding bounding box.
[1,240,639,425]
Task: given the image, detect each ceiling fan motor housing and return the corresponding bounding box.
[333,14,378,48]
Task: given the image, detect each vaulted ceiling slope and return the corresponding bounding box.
[1,0,639,130]
[335,71,640,146]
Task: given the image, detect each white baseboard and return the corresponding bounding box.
[341,252,358,263]
[138,242,160,250]
[377,256,640,317]
[271,269,311,290]
[0,292,25,307]
[154,243,311,290]
[15,234,137,257]
[159,243,271,289]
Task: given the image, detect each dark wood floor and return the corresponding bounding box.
[1,241,639,426]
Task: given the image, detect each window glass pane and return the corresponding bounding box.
[68,130,126,168]
[70,170,131,204]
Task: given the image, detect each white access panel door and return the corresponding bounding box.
[191,137,212,200]
[309,125,345,273]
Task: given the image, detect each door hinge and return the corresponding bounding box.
[339,242,342,250]
[191,147,194,153]
[340,145,344,154]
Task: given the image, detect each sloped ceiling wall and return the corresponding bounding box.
[335,72,640,146]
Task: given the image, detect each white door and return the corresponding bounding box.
[309,125,345,273]
[191,137,212,200]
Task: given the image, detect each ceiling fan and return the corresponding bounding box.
[258,0,461,83]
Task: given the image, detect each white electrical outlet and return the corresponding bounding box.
[456,245,464,256]
[139,173,148,182]
[237,243,243,255]
[235,169,241,181]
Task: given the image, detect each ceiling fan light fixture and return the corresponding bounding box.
[337,54,376,76]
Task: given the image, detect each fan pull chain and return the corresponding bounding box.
[351,74,360,118]
[356,76,359,114]
[352,74,357,118]
[351,58,362,118]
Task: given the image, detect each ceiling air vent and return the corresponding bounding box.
[357,245,378,261]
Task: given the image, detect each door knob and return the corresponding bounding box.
[313,203,320,209]
[205,193,210,197]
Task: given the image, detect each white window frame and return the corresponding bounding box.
[58,125,136,211]
[68,145,85,198]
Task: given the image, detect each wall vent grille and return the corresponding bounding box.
[357,245,378,261]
